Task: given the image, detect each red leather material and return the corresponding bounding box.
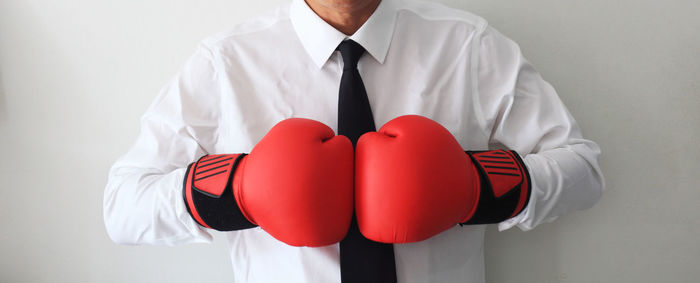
[355,115,479,243]
[234,118,354,247]
[470,151,523,198]
[192,154,239,197]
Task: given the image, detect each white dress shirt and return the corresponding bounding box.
[104,0,604,282]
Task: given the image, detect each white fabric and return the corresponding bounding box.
[103,0,604,282]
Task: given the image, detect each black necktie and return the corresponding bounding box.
[336,39,398,283]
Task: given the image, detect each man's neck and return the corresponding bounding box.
[304,0,382,35]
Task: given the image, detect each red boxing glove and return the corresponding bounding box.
[184,118,354,247]
[355,115,530,243]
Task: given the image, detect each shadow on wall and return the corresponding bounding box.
[0,69,6,122]
[485,224,562,282]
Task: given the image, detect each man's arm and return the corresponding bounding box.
[103,45,222,245]
[474,26,604,231]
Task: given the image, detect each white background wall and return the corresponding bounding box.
[0,0,698,282]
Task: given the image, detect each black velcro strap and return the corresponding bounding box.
[461,150,531,225]
[183,154,257,231]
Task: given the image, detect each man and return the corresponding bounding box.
[104,0,604,282]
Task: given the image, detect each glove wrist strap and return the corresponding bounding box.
[183,154,258,231]
[461,150,531,225]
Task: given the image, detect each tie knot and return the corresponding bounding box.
[337,40,365,70]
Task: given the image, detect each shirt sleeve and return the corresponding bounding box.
[472,26,605,231]
[103,44,224,245]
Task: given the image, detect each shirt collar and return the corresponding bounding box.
[290,0,399,68]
